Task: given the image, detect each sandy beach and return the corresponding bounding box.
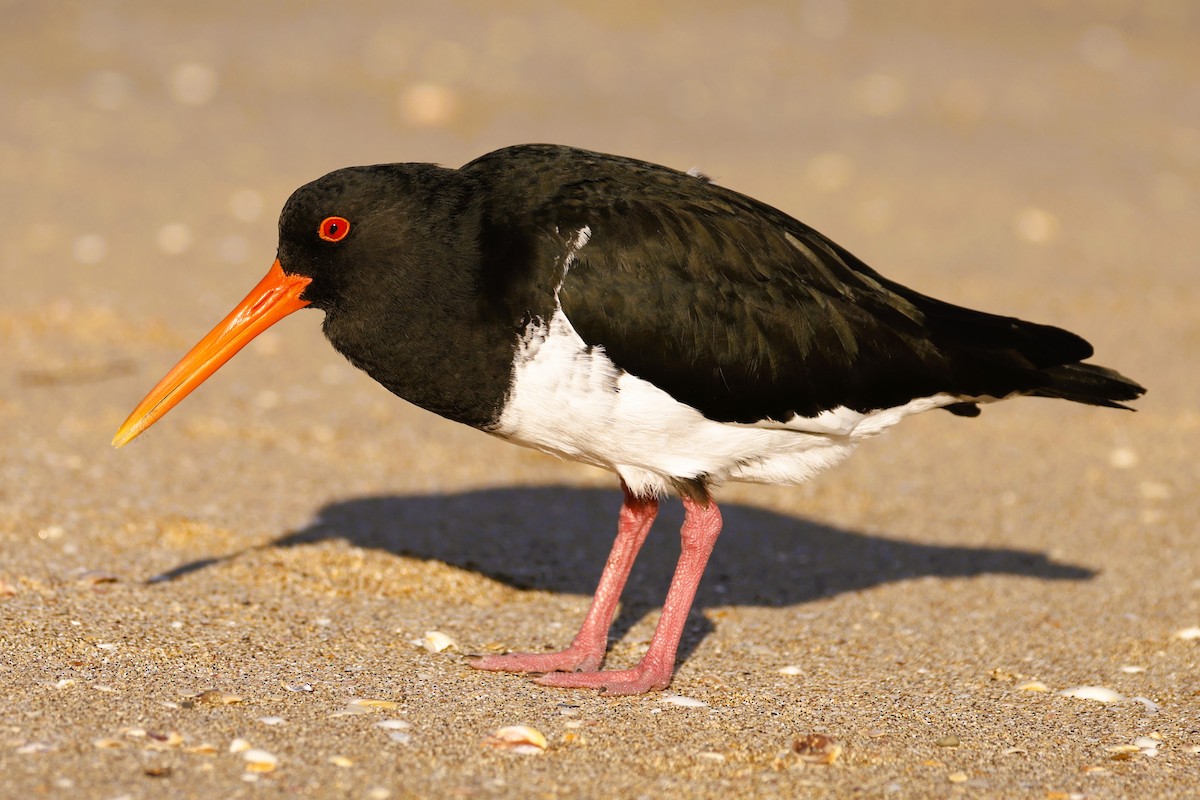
[2,2,1198,797]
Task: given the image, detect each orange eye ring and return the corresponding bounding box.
[318,216,350,242]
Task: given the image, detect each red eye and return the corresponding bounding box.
[318,216,350,242]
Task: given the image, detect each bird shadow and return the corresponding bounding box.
[156,486,1094,665]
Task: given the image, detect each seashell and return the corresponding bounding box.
[484,725,547,755]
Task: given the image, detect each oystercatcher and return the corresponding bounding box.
[114,144,1144,695]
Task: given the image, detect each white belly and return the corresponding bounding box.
[493,309,960,497]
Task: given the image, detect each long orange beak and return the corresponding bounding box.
[112,259,312,447]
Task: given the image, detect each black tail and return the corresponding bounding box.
[1028,362,1146,410]
[905,292,1147,411]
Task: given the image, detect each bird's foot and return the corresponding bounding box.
[469,646,604,675]
[533,662,672,696]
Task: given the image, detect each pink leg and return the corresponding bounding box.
[537,495,723,695]
[470,483,659,675]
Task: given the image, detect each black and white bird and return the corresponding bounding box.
[114,144,1145,695]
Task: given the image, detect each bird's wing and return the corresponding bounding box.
[542,176,1092,424]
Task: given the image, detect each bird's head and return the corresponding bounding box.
[111,163,472,448]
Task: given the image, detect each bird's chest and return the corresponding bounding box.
[322,305,517,430]
[492,311,627,464]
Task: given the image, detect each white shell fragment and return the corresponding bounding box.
[329,705,373,718]
[1131,696,1160,715]
[256,716,285,726]
[412,631,456,653]
[1106,737,1160,760]
[483,725,548,755]
[229,738,252,754]
[777,665,803,675]
[193,690,243,706]
[349,698,401,710]
[375,719,411,731]
[1133,736,1160,756]
[792,733,842,764]
[329,755,354,767]
[1058,686,1125,703]
[1016,681,1049,692]
[1174,626,1200,640]
[243,748,279,773]
[661,694,708,708]
[144,730,184,749]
